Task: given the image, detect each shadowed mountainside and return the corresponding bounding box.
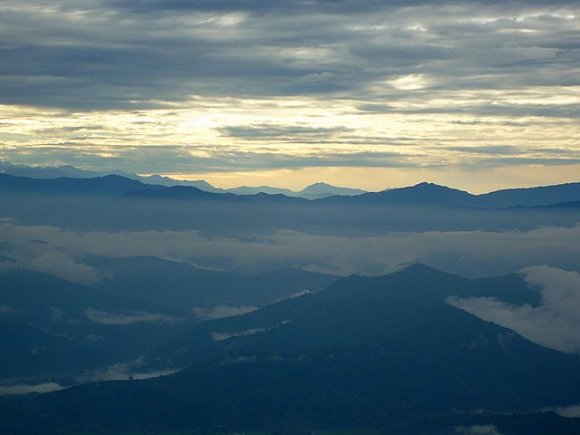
[3,265,579,434]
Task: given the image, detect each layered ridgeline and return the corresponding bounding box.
[1,173,579,234]
[324,181,580,208]
[0,256,336,380]
[2,265,580,434]
[0,162,365,199]
[1,171,580,207]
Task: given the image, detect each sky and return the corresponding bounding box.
[1,0,579,192]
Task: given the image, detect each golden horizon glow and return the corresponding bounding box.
[1,2,580,193]
[156,163,580,194]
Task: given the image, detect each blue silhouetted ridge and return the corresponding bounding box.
[322,181,476,206]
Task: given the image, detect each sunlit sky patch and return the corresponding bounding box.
[1,0,579,191]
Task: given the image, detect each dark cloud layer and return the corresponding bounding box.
[0,144,419,174]
[106,1,580,13]
[220,124,353,139]
[1,0,579,113]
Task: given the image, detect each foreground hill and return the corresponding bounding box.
[0,268,185,379]
[149,264,542,368]
[91,256,337,311]
[0,257,335,380]
[3,265,579,434]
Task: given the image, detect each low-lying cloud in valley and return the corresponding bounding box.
[84,308,176,326]
[0,234,100,285]
[211,328,267,342]
[1,222,580,280]
[79,358,179,383]
[454,425,503,435]
[0,382,64,396]
[0,304,17,314]
[449,266,580,354]
[192,305,258,321]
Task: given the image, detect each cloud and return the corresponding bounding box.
[220,124,353,139]
[90,368,178,381]
[272,289,314,303]
[0,144,418,174]
[211,321,291,341]
[0,304,17,314]
[0,235,100,285]
[23,251,100,285]
[1,0,579,114]
[449,266,580,353]
[192,305,257,321]
[84,308,176,325]
[0,382,64,396]
[211,328,267,342]
[1,0,579,177]
[80,360,178,382]
[0,260,19,274]
[2,222,580,279]
[0,361,179,396]
[554,404,580,418]
[455,425,502,435]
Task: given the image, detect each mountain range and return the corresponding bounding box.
[2,264,579,434]
[0,256,336,380]
[324,181,580,208]
[1,170,580,209]
[0,162,365,199]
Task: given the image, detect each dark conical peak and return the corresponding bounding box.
[399,262,448,276]
[300,182,339,193]
[374,181,472,196]
[363,262,465,284]
[89,174,150,188]
[306,182,333,188]
[300,182,366,199]
[411,181,463,191]
[337,263,459,286]
[370,263,468,294]
[413,181,441,188]
[358,181,475,206]
[98,174,135,182]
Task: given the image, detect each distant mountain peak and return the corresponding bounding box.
[401,262,436,271]
[304,182,333,189]
[398,262,450,276]
[100,174,130,181]
[298,182,366,199]
[412,181,460,190]
[327,180,475,206]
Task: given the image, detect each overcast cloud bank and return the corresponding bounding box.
[0,0,579,184]
[1,222,579,280]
